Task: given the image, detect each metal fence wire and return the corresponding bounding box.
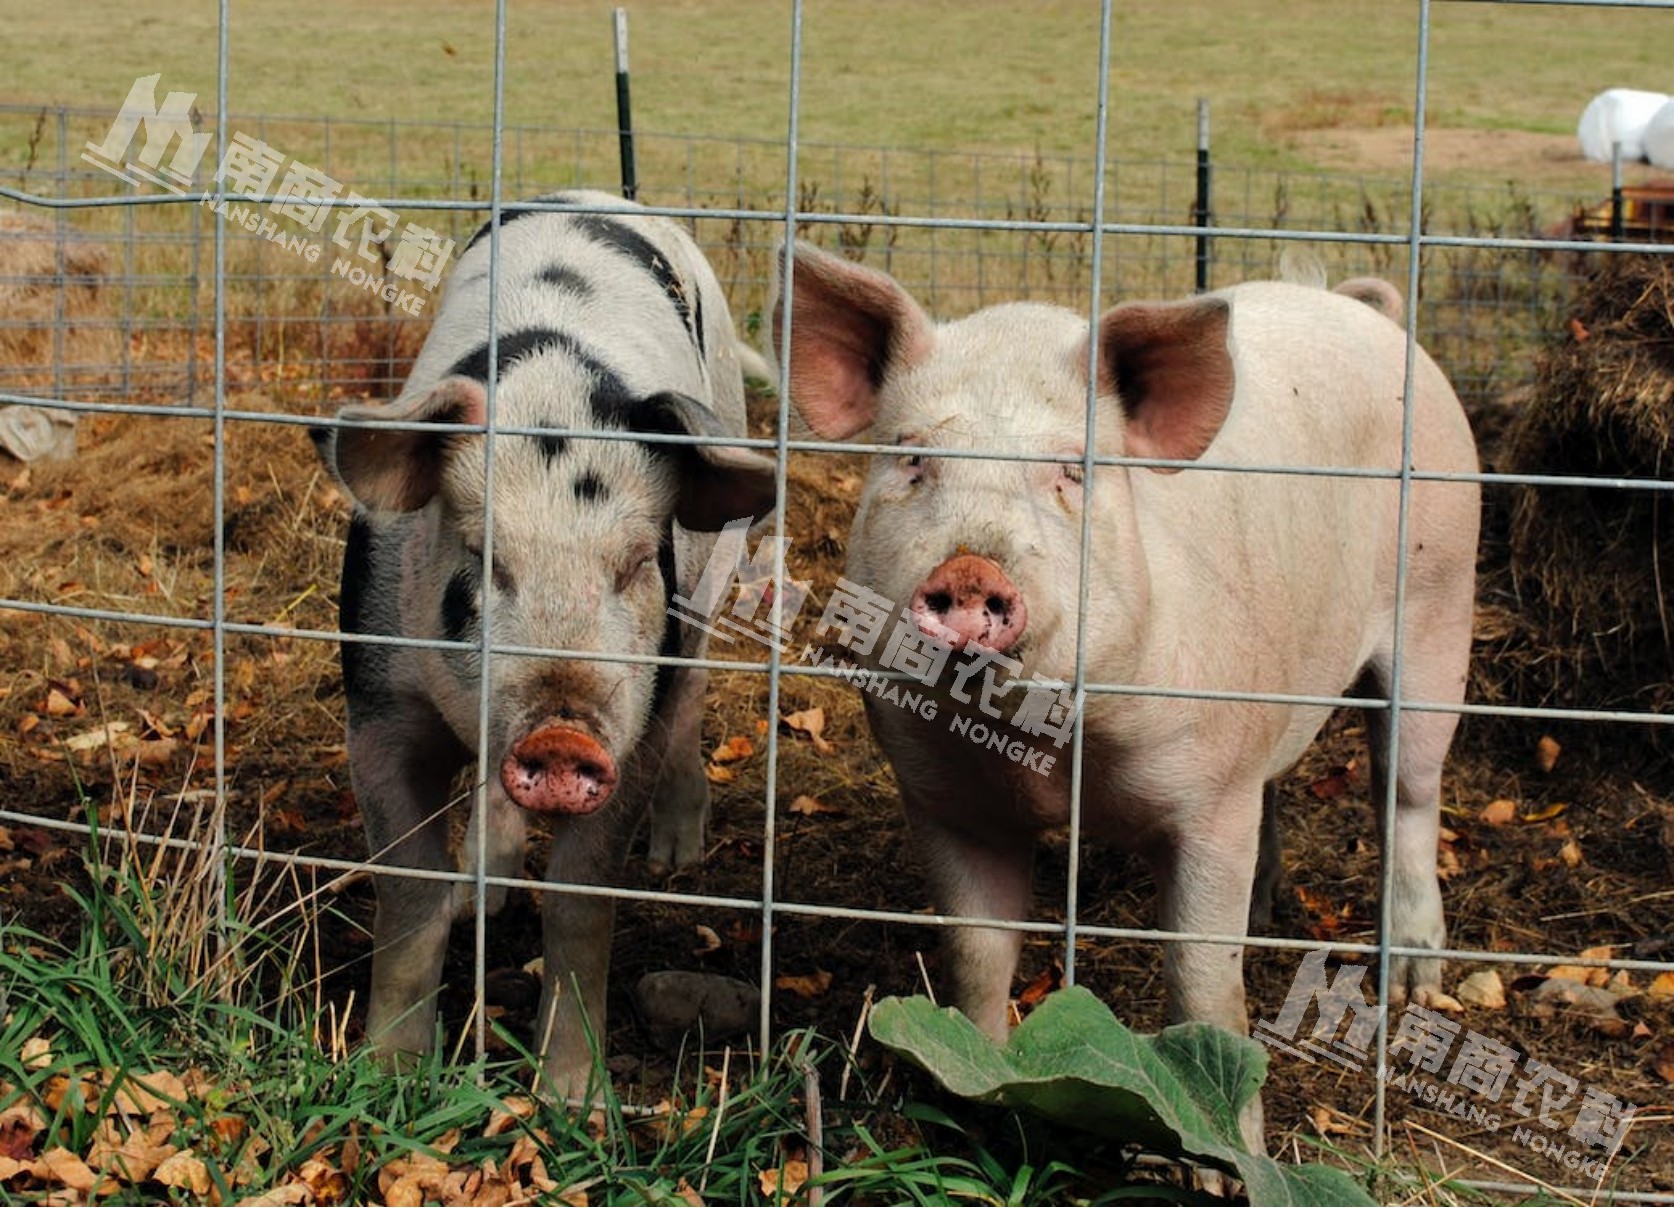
[2,0,1673,1200]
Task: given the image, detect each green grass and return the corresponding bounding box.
[1,0,1669,186]
[0,806,1198,1205]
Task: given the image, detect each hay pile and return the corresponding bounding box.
[1486,254,1674,739]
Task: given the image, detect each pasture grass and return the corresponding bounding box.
[1,0,1670,191]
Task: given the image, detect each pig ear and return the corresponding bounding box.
[330,377,487,512]
[637,391,778,532]
[1094,297,1234,471]
[771,240,934,440]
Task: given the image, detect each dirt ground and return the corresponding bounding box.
[3,345,1673,1199]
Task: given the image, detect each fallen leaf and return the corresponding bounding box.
[1309,1104,1364,1136]
[153,1149,213,1196]
[692,925,722,956]
[1456,969,1506,1009]
[787,794,841,817]
[671,1177,706,1206]
[1479,798,1517,826]
[782,707,833,754]
[44,688,78,718]
[1427,992,1464,1014]
[1016,960,1063,1009]
[21,1036,53,1069]
[759,1158,809,1198]
[1536,735,1561,773]
[1557,837,1584,868]
[1522,801,1569,825]
[39,1146,100,1193]
[1307,763,1356,800]
[1654,1043,1674,1085]
[710,736,755,765]
[704,764,736,785]
[774,969,833,999]
[1648,972,1674,999]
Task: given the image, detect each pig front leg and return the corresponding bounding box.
[644,667,711,876]
[909,805,1036,1043]
[1151,789,1265,1152]
[351,709,471,1061]
[532,795,639,1102]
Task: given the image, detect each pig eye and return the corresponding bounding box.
[614,546,658,595]
[464,541,514,594]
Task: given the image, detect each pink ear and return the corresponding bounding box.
[331,376,487,511]
[771,241,933,440]
[1094,297,1234,470]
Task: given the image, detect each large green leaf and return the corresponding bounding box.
[870,988,1373,1206]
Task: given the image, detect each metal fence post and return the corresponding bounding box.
[614,8,638,201]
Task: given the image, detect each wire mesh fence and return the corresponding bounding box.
[2,0,1673,1200]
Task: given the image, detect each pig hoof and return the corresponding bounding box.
[1387,953,1445,1009]
[501,726,618,814]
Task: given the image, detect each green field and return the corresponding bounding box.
[2,0,1670,187]
[7,1,1669,418]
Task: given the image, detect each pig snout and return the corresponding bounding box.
[500,725,618,814]
[909,554,1028,652]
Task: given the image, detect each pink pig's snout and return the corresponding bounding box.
[909,554,1028,653]
[501,724,618,814]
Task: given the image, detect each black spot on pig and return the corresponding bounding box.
[445,324,629,404]
[573,472,609,503]
[533,264,594,297]
[571,214,703,358]
[441,565,480,644]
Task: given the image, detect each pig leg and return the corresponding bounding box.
[910,806,1036,1042]
[645,668,711,876]
[1247,783,1285,932]
[1152,789,1265,1151]
[352,710,471,1061]
[1362,666,1457,1007]
[532,795,640,1102]
[459,786,528,918]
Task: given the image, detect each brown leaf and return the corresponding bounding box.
[1536,735,1561,772]
[1016,960,1064,1009]
[0,1103,43,1162]
[1654,1043,1674,1085]
[1456,969,1507,1009]
[671,1177,706,1206]
[787,794,841,817]
[759,1157,809,1199]
[704,764,736,785]
[774,970,833,999]
[1648,971,1674,999]
[482,1097,538,1140]
[44,688,78,718]
[692,925,723,956]
[782,707,833,754]
[1557,837,1583,868]
[1522,801,1569,824]
[1479,798,1517,826]
[710,736,755,765]
[39,1146,99,1193]
[1306,763,1355,801]
[154,1144,214,1191]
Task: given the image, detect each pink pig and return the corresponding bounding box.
[773,243,1479,1147]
